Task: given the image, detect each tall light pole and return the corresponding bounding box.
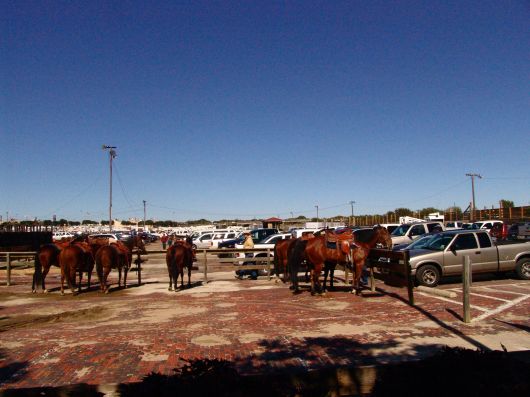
[466,173,482,221]
[143,200,147,232]
[102,145,117,231]
[349,200,356,227]
[315,205,319,227]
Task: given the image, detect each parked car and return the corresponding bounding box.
[489,223,509,241]
[234,232,291,279]
[444,221,466,230]
[407,229,530,287]
[390,222,445,247]
[210,231,240,248]
[508,222,530,240]
[88,233,119,242]
[379,224,400,233]
[52,231,75,241]
[470,220,503,233]
[393,232,438,251]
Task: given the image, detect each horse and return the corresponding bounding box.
[58,243,95,296]
[166,240,193,290]
[347,225,392,295]
[32,243,61,293]
[322,226,392,294]
[273,238,296,282]
[95,236,146,293]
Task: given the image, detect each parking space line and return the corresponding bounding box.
[468,292,511,302]
[417,292,489,312]
[472,294,530,322]
[478,286,528,296]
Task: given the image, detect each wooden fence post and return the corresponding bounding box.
[266,248,271,280]
[404,250,414,305]
[6,253,11,286]
[463,255,471,323]
[203,249,208,283]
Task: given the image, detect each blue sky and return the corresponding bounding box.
[2,0,529,222]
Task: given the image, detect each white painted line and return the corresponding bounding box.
[472,294,530,322]
[468,292,511,302]
[479,286,527,296]
[417,292,489,312]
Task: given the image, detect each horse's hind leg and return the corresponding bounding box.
[78,270,83,293]
[42,266,51,293]
[187,266,192,287]
[123,267,129,289]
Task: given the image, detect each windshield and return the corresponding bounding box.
[391,224,411,237]
[471,222,483,229]
[406,235,435,249]
[422,234,455,251]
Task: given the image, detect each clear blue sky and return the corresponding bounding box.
[2,0,529,222]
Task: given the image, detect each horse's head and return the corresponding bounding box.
[374,225,392,249]
[135,236,147,254]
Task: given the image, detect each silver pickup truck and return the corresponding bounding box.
[408,229,530,287]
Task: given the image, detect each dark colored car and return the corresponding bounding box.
[489,223,509,241]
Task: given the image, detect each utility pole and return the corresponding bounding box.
[349,200,356,227]
[466,173,482,221]
[143,200,147,232]
[102,145,117,231]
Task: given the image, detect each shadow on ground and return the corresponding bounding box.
[2,346,529,396]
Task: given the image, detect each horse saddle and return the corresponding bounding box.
[325,230,351,255]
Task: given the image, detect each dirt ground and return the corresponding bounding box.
[0,244,529,395]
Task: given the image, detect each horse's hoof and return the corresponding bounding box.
[104,290,109,294]
[61,292,65,296]
[43,289,49,294]
[289,285,295,290]
[292,289,302,295]
[31,289,36,294]
[350,289,356,294]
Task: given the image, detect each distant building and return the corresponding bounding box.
[262,217,282,229]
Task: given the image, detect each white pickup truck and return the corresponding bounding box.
[408,229,530,286]
[391,221,445,247]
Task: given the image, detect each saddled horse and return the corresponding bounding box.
[95,236,146,293]
[322,226,392,294]
[166,239,194,290]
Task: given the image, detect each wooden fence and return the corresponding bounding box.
[366,248,415,305]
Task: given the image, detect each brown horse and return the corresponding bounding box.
[273,238,296,282]
[32,243,61,293]
[95,236,146,293]
[166,240,193,290]
[322,226,392,293]
[347,225,392,295]
[58,243,95,295]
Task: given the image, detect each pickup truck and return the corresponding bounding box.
[407,229,530,287]
[390,221,445,247]
[234,233,291,278]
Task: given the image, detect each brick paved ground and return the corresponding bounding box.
[0,244,529,394]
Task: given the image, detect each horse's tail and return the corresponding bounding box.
[32,250,43,291]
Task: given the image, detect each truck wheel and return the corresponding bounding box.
[515,258,530,280]
[416,264,440,287]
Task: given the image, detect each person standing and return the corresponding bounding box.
[161,233,168,250]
